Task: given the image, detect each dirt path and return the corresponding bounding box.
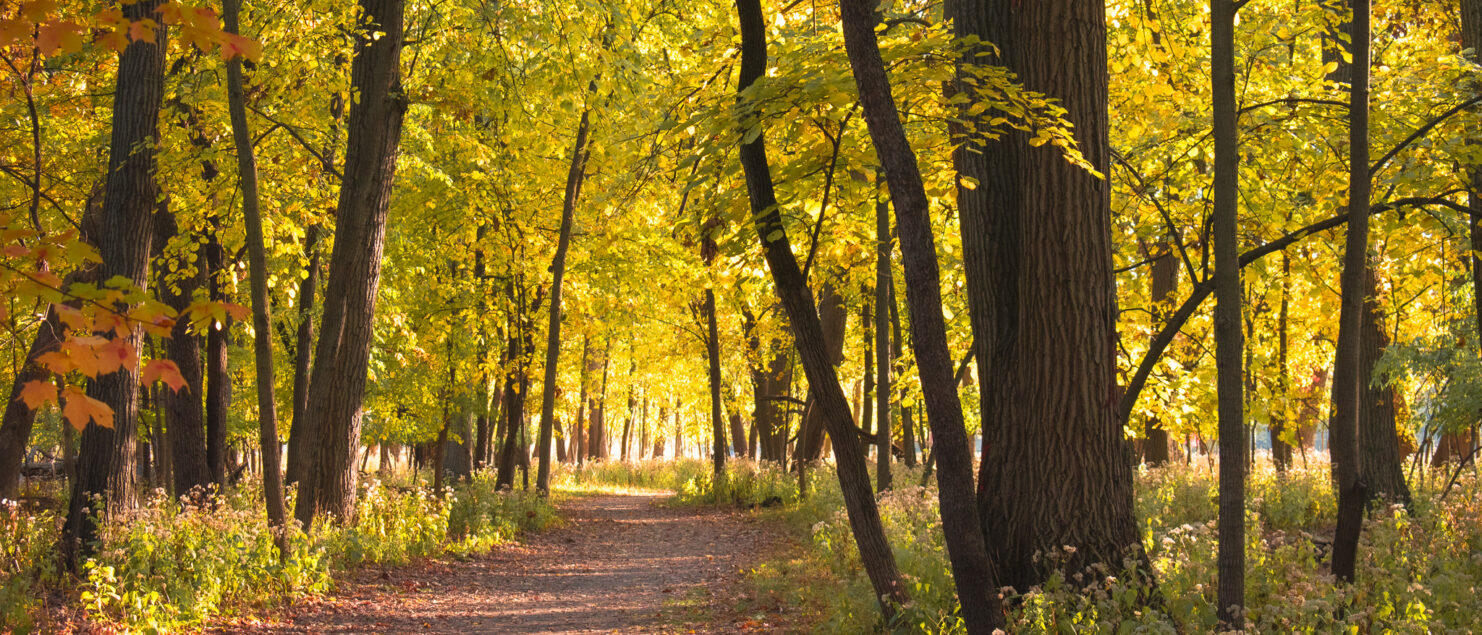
[219,492,789,634]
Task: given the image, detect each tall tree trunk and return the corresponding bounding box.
[1358,267,1410,506]
[1143,243,1177,466]
[654,404,668,459]
[738,0,908,617]
[1211,0,1246,623]
[590,340,610,460]
[840,0,998,628]
[283,225,321,483]
[1457,0,1482,475]
[62,2,165,564]
[293,0,407,528]
[874,195,893,491]
[575,336,590,465]
[154,195,212,498]
[705,268,726,478]
[535,110,590,494]
[955,0,1144,596]
[1328,0,1372,584]
[225,0,287,546]
[284,224,321,485]
[205,230,232,488]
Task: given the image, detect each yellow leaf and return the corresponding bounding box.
[19,380,57,410]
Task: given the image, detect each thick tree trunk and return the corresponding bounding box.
[62,2,165,564]
[1329,0,1372,584]
[535,110,589,494]
[1358,267,1410,506]
[224,0,287,545]
[1212,0,1247,624]
[955,0,1144,597]
[739,0,908,617]
[293,0,407,528]
[284,225,321,485]
[840,0,998,627]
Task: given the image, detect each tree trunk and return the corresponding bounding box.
[204,233,232,489]
[889,278,915,468]
[62,2,165,565]
[1273,253,1294,471]
[1143,243,1177,466]
[0,308,65,499]
[1358,267,1410,506]
[840,0,997,627]
[794,284,846,463]
[1328,0,1372,584]
[152,216,212,496]
[497,326,525,489]
[293,0,407,528]
[590,340,610,460]
[955,0,1144,597]
[224,0,289,539]
[874,193,893,491]
[705,284,726,476]
[738,0,908,616]
[284,224,321,485]
[535,110,590,494]
[1211,0,1247,622]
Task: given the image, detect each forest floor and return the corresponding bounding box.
[214,491,801,634]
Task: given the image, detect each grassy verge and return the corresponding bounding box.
[1,469,558,632]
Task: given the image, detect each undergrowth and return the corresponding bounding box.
[565,456,1482,633]
[0,469,557,632]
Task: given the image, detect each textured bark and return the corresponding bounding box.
[1329,0,1372,584]
[535,110,590,494]
[62,2,165,564]
[284,225,321,485]
[153,215,211,496]
[205,231,231,488]
[737,0,907,616]
[574,337,590,465]
[840,0,998,628]
[1142,245,1176,466]
[728,413,746,458]
[1211,0,1246,623]
[1358,268,1410,506]
[293,0,406,528]
[956,0,1143,595]
[225,0,287,544]
[706,286,726,476]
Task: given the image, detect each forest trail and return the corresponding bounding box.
[218,492,787,634]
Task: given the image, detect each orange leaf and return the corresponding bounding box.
[142,359,187,393]
[128,18,157,44]
[221,33,262,62]
[96,338,136,375]
[19,380,57,410]
[36,21,84,56]
[36,350,74,375]
[21,0,56,22]
[59,339,102,377]
[0,19,29,47]
[61,386,113,430]
[222,302,251,321]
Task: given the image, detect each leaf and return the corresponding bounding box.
[222,302,251,321]
[61,386,113,430]
[36,21,84,56]
[142,359,187,393]
[129,19,158,44]
[19,380,57,410]
[221,33,263,62]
